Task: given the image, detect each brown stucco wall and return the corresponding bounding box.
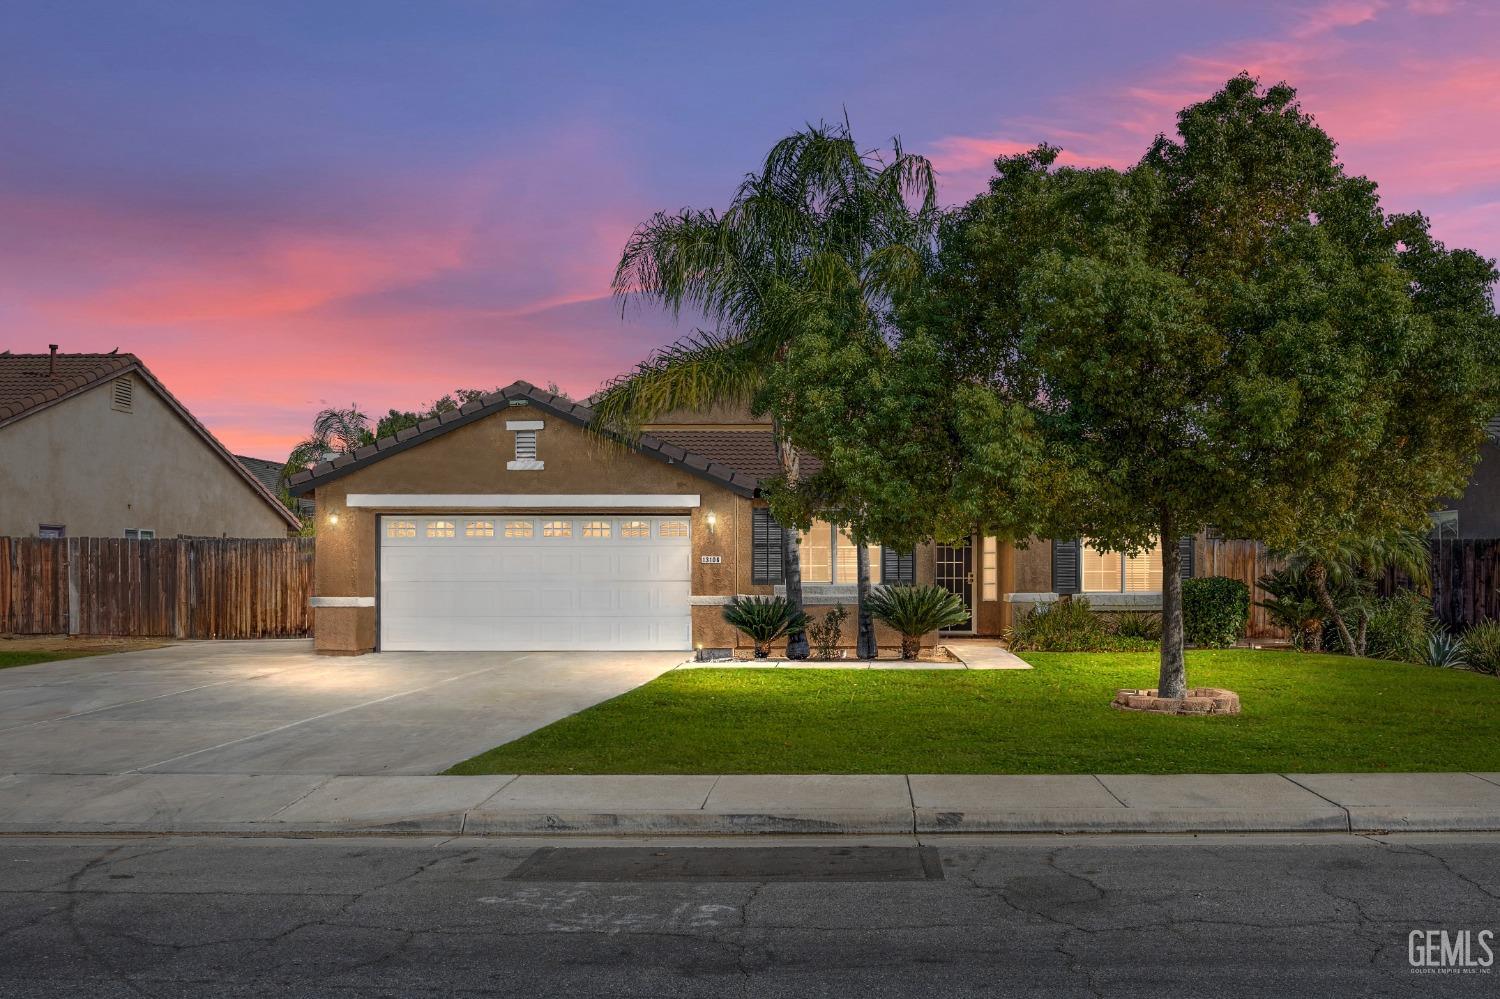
[309,404,747,654]
[308,404,947,654]
[0,374,292,539]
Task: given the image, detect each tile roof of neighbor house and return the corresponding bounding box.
[237,454,315,516]
[0,350,302,529]
[285,380,788,498]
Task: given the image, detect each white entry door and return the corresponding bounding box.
[379,514,693,651]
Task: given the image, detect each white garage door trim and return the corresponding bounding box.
[378,514,693,652]
[350,493,700,508]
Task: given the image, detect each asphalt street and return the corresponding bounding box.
[1,833,1496,997]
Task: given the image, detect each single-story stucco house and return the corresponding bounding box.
[287,381,1197,655]
[0,348,301,539]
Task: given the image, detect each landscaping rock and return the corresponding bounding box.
[1112,687,1241,715]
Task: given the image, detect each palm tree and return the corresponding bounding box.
[592,123,937,658]
[1282,531,1432,655]
[282,404,372,486]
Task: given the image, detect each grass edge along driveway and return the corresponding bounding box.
[447,649,1500,776]
[0,649,99,671]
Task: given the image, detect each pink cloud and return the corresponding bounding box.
[928,0,1500,265]
[0,122,664,456]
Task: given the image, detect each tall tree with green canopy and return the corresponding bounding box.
[592,123,939,658]
[798,74,1498,696]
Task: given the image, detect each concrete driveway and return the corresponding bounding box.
[0,641,684,776]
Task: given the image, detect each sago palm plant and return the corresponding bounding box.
[864,585,970,660]
[722,597,812,659]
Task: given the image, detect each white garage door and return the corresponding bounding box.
[379,514,693,651]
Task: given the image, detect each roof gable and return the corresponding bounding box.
[0,351,301,530]
[286,381,762,497]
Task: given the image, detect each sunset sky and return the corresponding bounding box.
[3,1,1497,458]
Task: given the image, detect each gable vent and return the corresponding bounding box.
[506,419,544,470]
[110,377,133,413]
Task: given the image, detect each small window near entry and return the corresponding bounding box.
[124,529,155,541]
[465,520,494,538]
[582,520,611,538]
[386,520,417,539]
[504,520,533,538]
[658,519,689,539]
[426,520,455,538]
[982,537,999,601]
[543,520,572,538]
[621,520,651,538]
[38,524,66,539]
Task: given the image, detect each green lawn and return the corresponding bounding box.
[446,650,1500,775]
[0,650,96,670]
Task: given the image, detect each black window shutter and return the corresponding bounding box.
[1052,539,1081,594]
[880,546,916,585]
[751,508,786,584]
[1178,535,1195,580]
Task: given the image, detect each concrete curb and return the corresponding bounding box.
[4,772,1500,837]
[914,807,1351,834]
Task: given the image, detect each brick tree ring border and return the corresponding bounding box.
[1112,687,1241,716]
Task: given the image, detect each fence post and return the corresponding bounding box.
[67,537,80,636]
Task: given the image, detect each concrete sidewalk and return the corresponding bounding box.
[2,771,1499,836]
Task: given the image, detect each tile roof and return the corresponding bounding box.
[286,380,780,498]
[650,430,820,483]
[0,350,302,529]
[0,351,138,424]
[237,454,314,516]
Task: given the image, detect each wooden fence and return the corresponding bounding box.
[1378,538,1500,631]
[0,537,314,639]
[1194,537,1290,641]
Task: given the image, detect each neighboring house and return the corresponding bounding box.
[1434,417,1500,539]
[0,348,301,539]
[236,454,314,520]
[287,381,1192,655]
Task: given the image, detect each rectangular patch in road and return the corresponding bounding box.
[505,846,944,882]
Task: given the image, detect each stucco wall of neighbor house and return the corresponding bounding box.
[0,374,291,539]
[1443,441,1500,539]
[308,403,744,654]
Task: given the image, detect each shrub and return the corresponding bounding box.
[1107,612,1162,641]
[1424,628,1468,669]
[1006,599,1157,653]
[1362,591,1432,663]
[722,596,810,658]
[1463,621,1500,676]
[808,604,848,660]
[864,585,970,660]
[1256,567,1328,651]
[1181,576,1249,648]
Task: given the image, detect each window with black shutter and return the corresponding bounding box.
[1052,539,1081,594]
[880,546,916,585]
[751,507,786,584]
[1178,535,1195,580]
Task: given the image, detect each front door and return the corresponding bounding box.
[935,540,974,632]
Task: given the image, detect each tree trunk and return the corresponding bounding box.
[1158,511,1187,699]
[1356,612,1368,658]
[1306,560,1355,655]
[773,422,810,660]
[855,544,877,660]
